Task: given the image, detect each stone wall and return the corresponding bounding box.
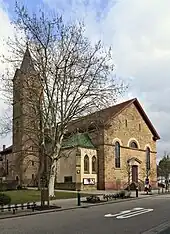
[55,182,97,191]
[103,103,157,190]
[55,182,77,190]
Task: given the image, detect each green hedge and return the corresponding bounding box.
[0,181,18,191]
[0,193,11,205]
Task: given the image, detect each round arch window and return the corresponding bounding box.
[130,141,138,148]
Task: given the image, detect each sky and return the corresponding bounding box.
[0,0,169,160]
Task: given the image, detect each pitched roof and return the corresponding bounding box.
[0,145,12,155]
[69,98,160,140]
[62,133,95,149]
[20,46,35,74]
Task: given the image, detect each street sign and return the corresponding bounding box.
[104,207,153,219]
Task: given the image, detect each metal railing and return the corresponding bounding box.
[0,202,36,214]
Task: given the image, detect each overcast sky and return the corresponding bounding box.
[0,0,169,160]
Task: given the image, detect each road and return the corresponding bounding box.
[1,195,170,234]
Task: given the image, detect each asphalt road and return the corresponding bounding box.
[1,195,170,234]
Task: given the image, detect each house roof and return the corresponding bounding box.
[0,145,12,155]
[62,133,95,149]
[69,98,160,140]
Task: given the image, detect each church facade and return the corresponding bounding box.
[0,48,160,190]
[55,98,160,190]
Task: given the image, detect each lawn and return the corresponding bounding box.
[2,190,91,204]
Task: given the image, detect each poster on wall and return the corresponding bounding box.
[83,178,95,185]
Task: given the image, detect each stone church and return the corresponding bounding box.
[0,48,160,190]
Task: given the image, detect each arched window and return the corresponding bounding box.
[146,147,150,171]
[115,141,120,168]
[130,141,138,149]
[84,155,89,173]
[92,156,97,173]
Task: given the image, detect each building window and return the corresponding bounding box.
[92,156,97,173]
[32,174,35,180]
[146,147,150,171]
[125,119,128,127]
[16,176,19,181]
[84,155,89,173]
[115,141,120,168]
[32,161,34,166]
[64,176,72,183]
[139,124,141,131]
[130,141,138,149]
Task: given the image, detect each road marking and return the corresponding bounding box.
[133,208,143,210]
[104,207,153,219]
[116,208,153,219]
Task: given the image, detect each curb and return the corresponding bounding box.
[0,192,166,220]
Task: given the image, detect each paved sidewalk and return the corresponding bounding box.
[0,189,164,220]
[49,189,160,208]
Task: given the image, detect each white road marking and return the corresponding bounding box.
[121,210,131,214]
[104,213,120,217]
[133,208,143,210]
[116,208,153,219]
[104,207,153,219]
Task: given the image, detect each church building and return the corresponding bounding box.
[0,48,160,191]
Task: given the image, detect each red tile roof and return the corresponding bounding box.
[69,98,160,140]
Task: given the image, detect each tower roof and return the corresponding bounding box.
[20,45,35,73]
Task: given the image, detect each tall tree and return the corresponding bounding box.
[0,2,126,196]
[158,154,170,190]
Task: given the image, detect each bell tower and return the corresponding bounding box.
[12,46,40,185]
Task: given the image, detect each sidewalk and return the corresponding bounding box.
[0,189,161,220]
[49,189,159,208]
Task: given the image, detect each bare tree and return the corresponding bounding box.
[0,2,126,197]
[122,158,131,191]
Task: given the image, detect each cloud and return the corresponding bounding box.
[42,0,170,159]
[1,0,170,159]
[0,0,14,148]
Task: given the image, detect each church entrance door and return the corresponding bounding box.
[132,165,138,183]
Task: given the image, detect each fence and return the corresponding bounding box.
[0,202,37,214]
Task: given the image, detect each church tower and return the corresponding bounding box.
[12,46,40,185]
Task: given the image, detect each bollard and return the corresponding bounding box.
[15,204,18,211]
[77,190,81,206]
[32,202,36,212]
[136,187,138,198]
[27,202,30,209]
[8,204,11,212]
[21,204,24,210]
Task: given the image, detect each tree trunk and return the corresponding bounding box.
[37,161,44,190]
[48,159,57,197]
[128,172,130,191]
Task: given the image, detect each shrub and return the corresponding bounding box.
[86,195,100,203]
[17,185,28,190]
[17,185,22,190]
[0,183,8,192]
[119,190,126,198]
[0,193,11,205]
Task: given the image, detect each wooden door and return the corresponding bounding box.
[132,165,138,183]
